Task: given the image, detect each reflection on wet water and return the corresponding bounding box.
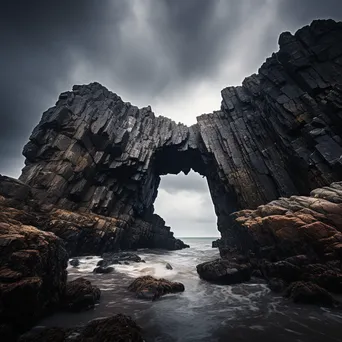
[41,238,342,342]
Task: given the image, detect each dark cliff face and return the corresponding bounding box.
[19,19,342,247]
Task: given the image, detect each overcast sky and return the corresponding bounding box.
[1,0,342,237]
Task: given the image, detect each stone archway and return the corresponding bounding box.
[19,83,241,249]
[19,21,342,250]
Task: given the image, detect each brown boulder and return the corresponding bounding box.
[128,275,184,300]
[284,281,338,307]
[19,314,144,342]
[301,263,342,293]
[62,277,101,312]
[77,314,143,342]
[0,221,68,336]
[230,186,342,263]
[267,278,287,293]
[19,327,66,342]
[261,260,302,282]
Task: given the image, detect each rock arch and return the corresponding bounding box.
[20,19,342,249]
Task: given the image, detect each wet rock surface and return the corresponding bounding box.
[0,212,68,339]
[93,266,114,274]
[98,252,145,267]
[284,281,338,307]
[0,176,187,257]
[212,239,221,248]
[62,277,101,312]
[196,258,251,284]
[198,181,342,305]
[19,314,144,342]
[69,259,80,267]
[267,278,288,293]
[128,275,185,301]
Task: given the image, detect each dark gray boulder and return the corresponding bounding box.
[69,259,80,267]
[196,259,251,284]
[98,252,144,267]
[93,266,114,274]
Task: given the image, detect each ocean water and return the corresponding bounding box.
[41,238,342,342]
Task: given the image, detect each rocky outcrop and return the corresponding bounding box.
[19,314,144,342]
[0,183,109,339]
[201,181,342,304]
[17,19,342,248]
[128,275,185,300]
[0,214,68,339]
[230,181,342,262]
[0,175,185,255]
[211,238,221,248]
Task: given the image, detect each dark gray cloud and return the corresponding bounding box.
[0,0,128,176]
[149,0,242,79]
[2,0,341,178]
[279,0,342,25]
[1,0,342,236]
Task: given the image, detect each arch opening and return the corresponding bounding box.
[154,171,218,238]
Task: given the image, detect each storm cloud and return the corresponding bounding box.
[1,0,342,236]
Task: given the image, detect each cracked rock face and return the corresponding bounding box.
[0,215,68,338]
[19,19,342,247]
[229,181,342,262]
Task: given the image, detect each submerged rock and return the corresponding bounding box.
[93,266,114,274]
[196,259,251,284]
[128,275,184,301]
[98,252,144,267]
[171,239,190,250]
[62,277,101,312]
[19,327,66,342]
[284,281,337,307]
[70,259,80,267]
[268,278,287,293]
[19,314,144,342]
[212,239,221,248]
[77,314,143,342]
[165,263,173,270]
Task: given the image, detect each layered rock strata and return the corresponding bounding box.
[0,175,186,254]
[0,208,68,339]
[230,181,342,261]
[18,19,342,247]
[197,181,342,304]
